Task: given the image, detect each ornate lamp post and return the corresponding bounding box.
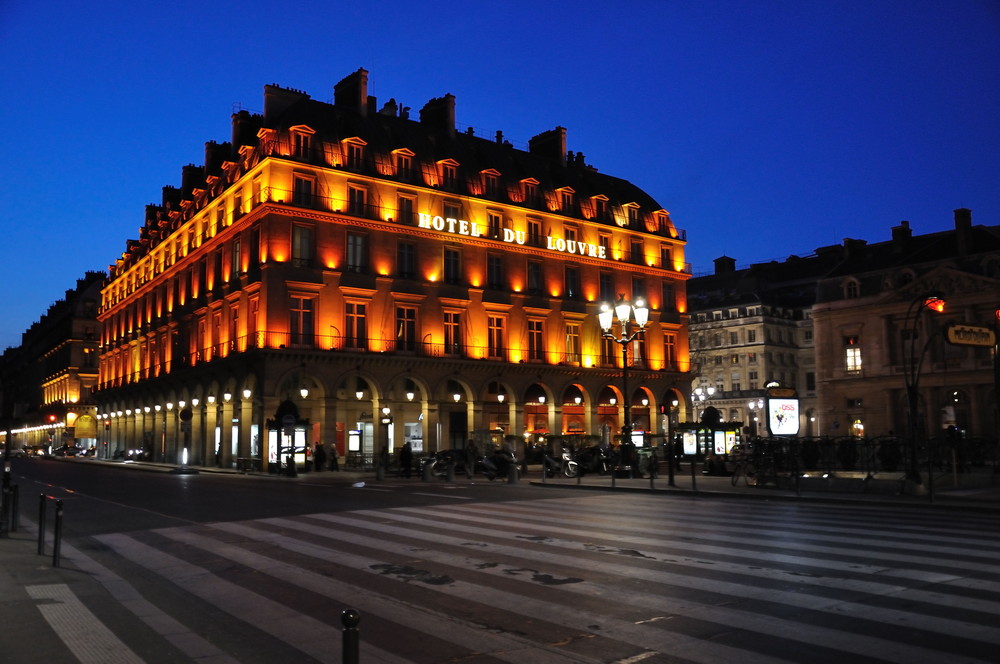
[598,296,649,447]
[902,293,946,488]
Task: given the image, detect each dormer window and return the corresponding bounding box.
[591,195,609,221]
[558,187,575,214]
[438,159,460,189]
[289,125,315,159]
[341,137,367,171]
[626,203,641,227]
[393,148,415,180]
[481,169,501,198]
[521,178,540,206]
[844,279,860,299]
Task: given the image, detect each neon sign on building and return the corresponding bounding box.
[417,213,608,259]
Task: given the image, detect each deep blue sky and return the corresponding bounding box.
[1,1,998,350]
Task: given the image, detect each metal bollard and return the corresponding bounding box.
[342,608,360,664]
[52,500,64,568]
[446,461,455,483]
[37,494,47,555]
[11,484,18,531]
[507,462,518,484]
[422,459,432,482]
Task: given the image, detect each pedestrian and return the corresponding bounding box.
[400,441,413,478]
[314,442,326,472]
[330,444,340,471]
[464,439,477,478]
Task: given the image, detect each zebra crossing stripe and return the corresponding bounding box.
[94,533,412,664]
[91,494,1000,664]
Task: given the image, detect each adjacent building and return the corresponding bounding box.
[95,69,692,468]
[812,209,1000,442]
[687,209,1000,448]
[0,272,104,453]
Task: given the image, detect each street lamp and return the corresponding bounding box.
[598,295,649,447]
[903,292,946,487]
[747,398,764,437]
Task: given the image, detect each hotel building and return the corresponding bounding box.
[95,69,691,468]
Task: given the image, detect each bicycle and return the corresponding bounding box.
[730,445,757,486]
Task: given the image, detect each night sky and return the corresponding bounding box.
[1,0,997,350]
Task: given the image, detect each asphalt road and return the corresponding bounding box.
[5,457,1000,663]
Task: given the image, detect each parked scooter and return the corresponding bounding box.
[543,448,579,478]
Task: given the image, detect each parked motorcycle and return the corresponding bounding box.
[481,448,518,481]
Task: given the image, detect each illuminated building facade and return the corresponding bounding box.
[95,69,691,468]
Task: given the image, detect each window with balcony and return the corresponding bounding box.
[397,242,415,279]
[487,315,505,359]
[292,224,314,268]
[289,295,315,346]
[444,248,461,285]
[345,302,368,350]
[600,272,614,303]
[630,237,644,264]
[564,266,580,300]
[527,217,542,245]
[487,211,502,238]
[444,311,462,355]
[663,333,677,370]
[528,319,544,361]
[348,185,367,217]
[396,195,415,224]
[293,176,313,207]
[487,254,504,290]
[395,306,416,352]
[565,323,581,364]
[346,233,368,273]
[527,260,543,295]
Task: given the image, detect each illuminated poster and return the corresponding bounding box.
[768,398,800,435]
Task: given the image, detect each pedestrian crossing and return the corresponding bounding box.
[86,493,1000,663]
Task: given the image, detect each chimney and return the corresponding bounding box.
[714,256,736,275]
[231,109,261,151]
[204,140,232,177]
[161,185,181,210]
[891,220,912,253]
[180,164,204,199]
[263,84,310,121]
[420,94,456,137]
[334,68,369,114]
[954,208,971,256]
[843,238,868,261]
[892,220,911,242]
[529,127,567,165]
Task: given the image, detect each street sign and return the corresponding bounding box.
[946,324,995,347]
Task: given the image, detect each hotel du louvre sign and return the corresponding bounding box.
[418,213,609,259]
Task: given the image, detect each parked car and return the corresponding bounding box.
[52,444,84,457]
